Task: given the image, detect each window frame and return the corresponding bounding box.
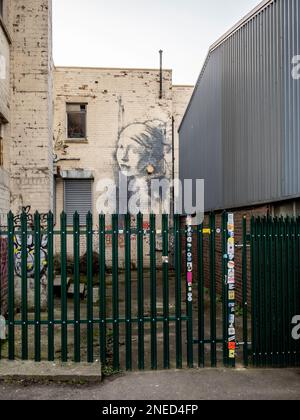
[66,103,87,141]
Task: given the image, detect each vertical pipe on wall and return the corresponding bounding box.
[159,50,163,99]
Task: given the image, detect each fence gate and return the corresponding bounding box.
[0,211,299,369]
[250,216,300,367]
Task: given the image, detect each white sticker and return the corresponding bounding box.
[228,214,234,224]
[162,256,169,264]
[228,261,235,269]
[228,328,236,336]
[186,216,193,226]
[0,316,6,340]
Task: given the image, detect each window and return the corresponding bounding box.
[0,1,3,18]
[67,103,87,139]
[64,179,92,225]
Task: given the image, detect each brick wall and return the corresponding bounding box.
[182,204,271,308]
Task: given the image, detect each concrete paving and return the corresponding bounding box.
[0,368,299,400]
[0,361,102,383]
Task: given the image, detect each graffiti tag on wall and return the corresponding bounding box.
[13,207,48,278]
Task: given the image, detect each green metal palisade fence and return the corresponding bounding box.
[0,211,299,369]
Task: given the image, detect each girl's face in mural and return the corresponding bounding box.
[117,124,149,177]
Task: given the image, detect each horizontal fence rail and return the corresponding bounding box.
[0,211,299,370]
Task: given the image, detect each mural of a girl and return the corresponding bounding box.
[116,120,171,212]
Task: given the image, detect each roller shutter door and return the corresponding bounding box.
[64,179,92,225]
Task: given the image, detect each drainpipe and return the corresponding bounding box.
[159,50,163,99]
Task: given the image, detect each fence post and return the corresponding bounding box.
[197,219,205,368]
[86,211,94,363]
[47,211,54,362]
[137,212,144,370]
[209,213,217,367]
[222,211,228,367]
[186,215,194,368]
[99,214,106,367]
[0,218,3,359]
[112,214,119,371]
[226,212,235,368]
[174,214,182,369]
[60,212,68,362]
[34,211,41,362]
[7,211,15,360]
[73,211,81,363]
[125,214,132,371]
[150,213,157,370]
[21,211,28,360]
[162,213,170,369]
[242,216,248,367]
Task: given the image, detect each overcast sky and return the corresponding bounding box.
[52,0,261,85]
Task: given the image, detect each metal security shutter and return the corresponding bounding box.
[64,179,92,225]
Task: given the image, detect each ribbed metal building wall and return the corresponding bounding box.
[179,0,300,211]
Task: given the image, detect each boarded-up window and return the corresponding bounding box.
[67,104,87,139]
[64,179,92,225]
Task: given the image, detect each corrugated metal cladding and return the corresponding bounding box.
[179,0,300,211]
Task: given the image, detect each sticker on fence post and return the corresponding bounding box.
[186,216,193,303]
[227,213,236,361]
[0,315,6,340]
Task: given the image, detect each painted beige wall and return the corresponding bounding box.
[54,67,193,223]
[9,0,53,214]
[0,4,11,219]
[54,67,173,221]
[53,67,193,263]
[0,0,54,218]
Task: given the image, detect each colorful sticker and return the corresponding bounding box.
[203,228,211,235]
[228,328,236,336]
[186,218,193,303]
[228,246,235,255]
[228,342,236,350]
[227,214,235,361]
[228,291,235,300]
[229,350,235,359]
